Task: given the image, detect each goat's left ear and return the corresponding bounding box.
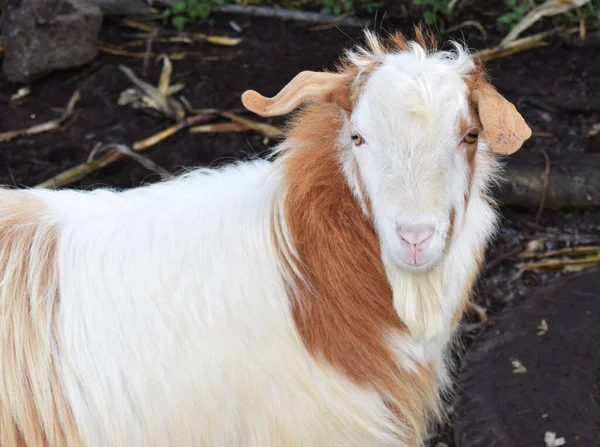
[471,84,532,155]
[242,71,349,117]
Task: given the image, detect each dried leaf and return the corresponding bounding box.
[524,239,547,254]
[205,35,242,46]
[544,431,566,447]
[587,122,600,138]
[537,319,548,336]
[512,359,527,374]
[158,54,173,95]
[117,88,141,106]
[119,65,177,120]
[10,86,31,103]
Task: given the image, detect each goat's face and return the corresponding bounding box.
[347,53,478,272]
[241,32,531,274]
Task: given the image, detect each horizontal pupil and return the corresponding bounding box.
[468,133,478,138]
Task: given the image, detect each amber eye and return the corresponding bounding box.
[464,131,479,144]
[351,132,363,146]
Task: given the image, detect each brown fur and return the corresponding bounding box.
[275,102,438,442]
[0,191,80,446]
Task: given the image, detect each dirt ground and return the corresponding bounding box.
[1,6,599,446]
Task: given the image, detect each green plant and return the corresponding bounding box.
[565,1,600,26]
[496,0,529,30]
[161,0,228,31]
[320,0,384,16]
[413,0,450,26]
[321,0,354,15]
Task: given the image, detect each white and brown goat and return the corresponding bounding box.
[0,29,531,446]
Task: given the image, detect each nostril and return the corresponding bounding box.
[397,225,435,247]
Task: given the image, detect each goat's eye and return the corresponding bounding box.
[351,132,363,146]
[464,131,479,144]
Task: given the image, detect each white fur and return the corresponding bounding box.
[2,41,500,446]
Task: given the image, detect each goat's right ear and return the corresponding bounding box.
[471,84,532,155]
[242,71,349,117]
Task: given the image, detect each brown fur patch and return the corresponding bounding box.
[0,191,80,446]
[446,207,456,248]
[275,101,438,442]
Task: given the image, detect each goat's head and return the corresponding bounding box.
[243,29,531,274]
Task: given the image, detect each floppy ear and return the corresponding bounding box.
[241,71,349,117]
[471,84,532,155]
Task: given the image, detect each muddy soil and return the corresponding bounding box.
[1,7,599,446]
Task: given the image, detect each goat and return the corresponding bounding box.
[0,29,531,446]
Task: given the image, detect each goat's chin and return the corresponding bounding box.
[396,254,443,273]
[386,247,444,274]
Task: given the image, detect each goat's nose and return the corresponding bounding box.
[397,225,435,248]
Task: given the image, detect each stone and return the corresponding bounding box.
[1,0,103,84]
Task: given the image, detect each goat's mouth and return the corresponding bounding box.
[386,231,447,273]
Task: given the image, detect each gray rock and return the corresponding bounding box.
[95,0,151,16]
[1,0,103,83]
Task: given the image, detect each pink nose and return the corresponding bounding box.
[397,225,435,249]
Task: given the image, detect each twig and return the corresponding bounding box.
[143,28,158,75]
[190,123,246,133]
[132,122,186,151]
[578,7,586,41]
[444,20,488,40]
[93,144,172,178]
[0,90,80,143]
[180,96,283,140]
[220,111,284,140]
[120,18,157,33]
[534,148,551,225]
[476,29,561,62]
[210,4,368,27]
[118,37,193,48]
[118,19,242,46]
[500,0,591,46]
[518,255,600,272]
[99,45,186,60]
[518,245,600,260]
[36,121,187,189]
